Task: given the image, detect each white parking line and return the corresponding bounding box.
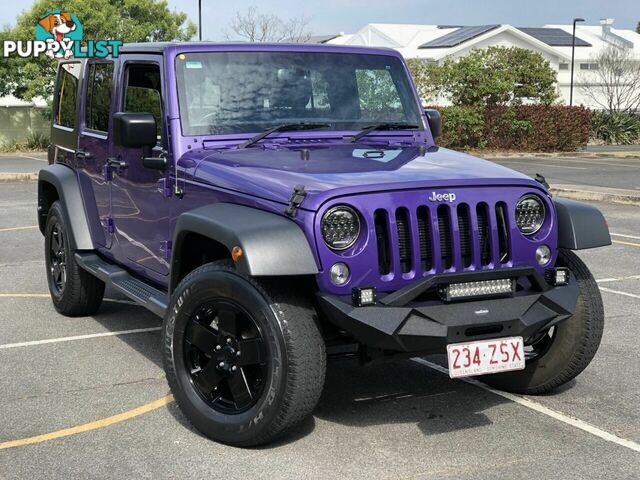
[501,161,587,170]
[599,287,640,299]
[597,275,640,283]
[0,327,161,350]
[412,358,640,453]
[611,232,640,241]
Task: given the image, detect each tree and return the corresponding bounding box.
[406,58,444,106]
[636,21,639,34]
[410,46,558,107]
[579,46,640,113]
[225,6,312,43]
[0,0,196,101]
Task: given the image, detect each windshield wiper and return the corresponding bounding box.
[350,122,420,143]
[238,123,331,149]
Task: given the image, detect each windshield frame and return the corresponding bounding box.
[171,47,427,142]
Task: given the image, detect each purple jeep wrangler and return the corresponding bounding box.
[38,43,610,446]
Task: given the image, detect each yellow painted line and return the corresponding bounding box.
[0,225,38,232]
[612,239,640,248]
[0,394,174,450]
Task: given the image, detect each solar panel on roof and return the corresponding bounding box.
[419,25,500,49]
[518,28,591,46]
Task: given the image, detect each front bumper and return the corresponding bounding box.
[317,269,579,353]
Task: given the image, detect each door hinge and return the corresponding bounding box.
[285,184,307,217]
[160,240,172,259]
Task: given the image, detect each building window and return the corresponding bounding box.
[559,63,569,70]
[580,63,599,70]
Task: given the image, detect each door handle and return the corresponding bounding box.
[107,157,128,170]
[75,150,92,161]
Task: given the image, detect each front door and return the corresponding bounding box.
[77,60,115,248]
[110,56,170,277]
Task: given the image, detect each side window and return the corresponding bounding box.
[54,63,81,129]
[86,62,114,133]
[123,64,163,141]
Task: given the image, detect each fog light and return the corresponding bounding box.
[440,278,514,301]
[545,267,569,286]
[352,287,377,307]
[536,245,552,266]
[330,262,350,286]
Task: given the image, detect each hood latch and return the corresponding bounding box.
[285,184,307,217]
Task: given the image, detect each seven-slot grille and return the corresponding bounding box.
[375,202,511,276]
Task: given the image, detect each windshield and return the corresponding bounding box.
[175,51,422,136]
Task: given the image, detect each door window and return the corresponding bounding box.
[54,62,81,129]
[123,63,163,141]
[85,62,114,133]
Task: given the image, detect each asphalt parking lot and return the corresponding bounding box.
[1,163,640,479]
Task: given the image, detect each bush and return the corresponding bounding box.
[25,131,49,150]
[591,112,640,144]
[437,106,486,149]
[430,105,591,151]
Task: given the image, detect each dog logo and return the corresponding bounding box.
[428,192,456,203]
[35,10,83,59]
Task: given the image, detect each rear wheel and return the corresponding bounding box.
[481,249,604,394]
[163,261,326,446]
[44,201,104,316]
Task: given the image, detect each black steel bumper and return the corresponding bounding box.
[317,269,579,353]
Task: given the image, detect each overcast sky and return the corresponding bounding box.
[4,0,639,37]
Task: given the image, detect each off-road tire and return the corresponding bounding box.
[163,260,326,447]
[44,201,105,316]
[481,249,604,394]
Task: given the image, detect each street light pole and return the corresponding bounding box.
[198,0,202,41]
[569,17,585,106]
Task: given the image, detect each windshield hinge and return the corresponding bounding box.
[285,185,307,217]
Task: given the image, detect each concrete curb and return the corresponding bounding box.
[0,173,39,183]
[550,185,640,206]
[478,152,640,159]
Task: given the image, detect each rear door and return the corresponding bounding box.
[77,60,116,248]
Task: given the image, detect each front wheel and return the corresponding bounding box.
[481,249,604,394]
[163,261,326,447]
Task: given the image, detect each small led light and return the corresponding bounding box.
[536,245,552,266]
[352,287,377,307]
[545,267,569,286]
[330,262,350,286]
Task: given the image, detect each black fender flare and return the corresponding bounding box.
[554,198,611,250]
[170,203,319,291]
[38,164,94,250]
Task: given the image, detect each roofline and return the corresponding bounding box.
[118,41,402,57]
[427,25,571,61]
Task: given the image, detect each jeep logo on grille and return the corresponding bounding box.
[428,192,456,202]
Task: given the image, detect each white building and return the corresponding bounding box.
[326,20,640,109]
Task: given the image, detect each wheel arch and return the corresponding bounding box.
[170,203,319,293]
[553,198,611,250]
[38,164,94,250]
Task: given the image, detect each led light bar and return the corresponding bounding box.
[440,278,515,302]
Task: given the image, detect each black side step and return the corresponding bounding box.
[75,253,168,317]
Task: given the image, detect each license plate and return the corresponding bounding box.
[446,336,525,378]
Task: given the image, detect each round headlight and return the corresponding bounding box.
[321,206,361,250]
[515,194,546,235]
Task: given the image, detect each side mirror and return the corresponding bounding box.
[113,112,157,151]
[424,109,442,139]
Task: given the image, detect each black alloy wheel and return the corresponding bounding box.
[48,222,67,295]
[185,301,267,414]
